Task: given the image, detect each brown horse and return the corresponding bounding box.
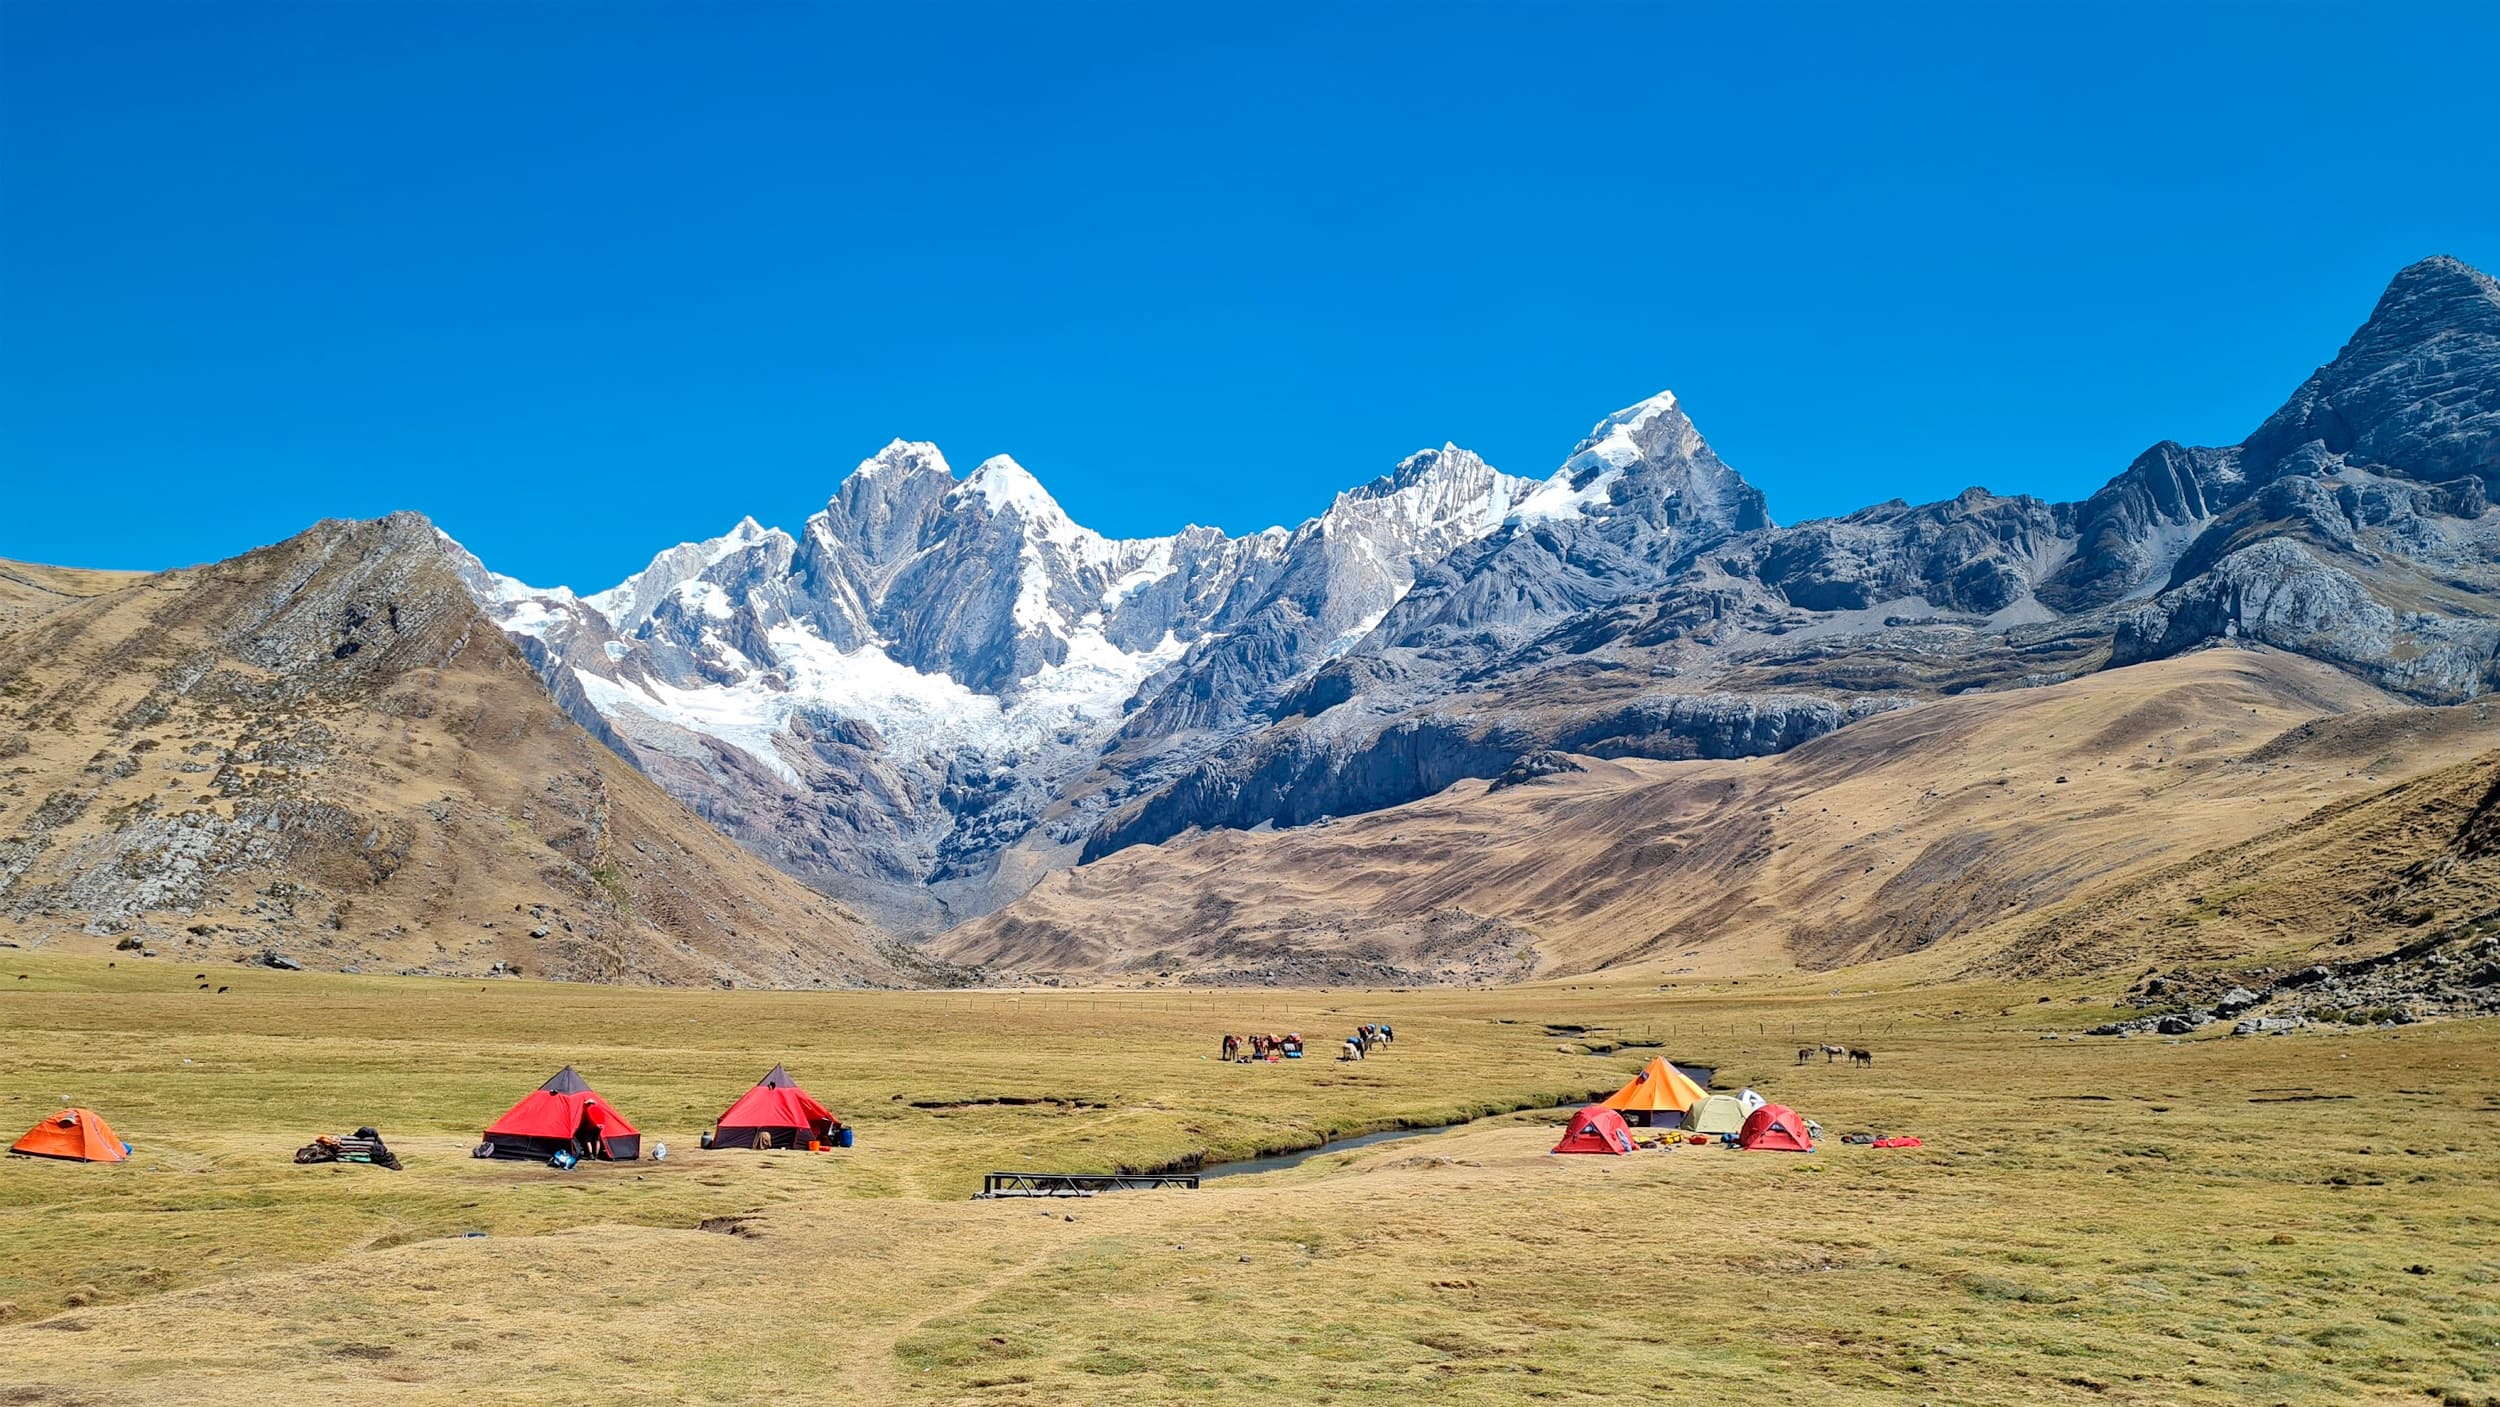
[1849,1048,1874,1067]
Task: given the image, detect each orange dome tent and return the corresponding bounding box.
[10,1107,129,1163]
[1599,1056,1708,1128]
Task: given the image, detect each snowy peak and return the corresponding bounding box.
[815,440,960,569]
[1513,388,1769,534]
[960,454,1064,519]
[1561,388,1703,478]
[1322,444,1534,548]
[954,455,1104,559]
[1346,443,1513,503]
[586,515,790,632]
[850,438,954,483]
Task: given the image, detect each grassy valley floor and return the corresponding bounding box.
[0,949,2495,1404]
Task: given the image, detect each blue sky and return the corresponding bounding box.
[4,3,2495,591]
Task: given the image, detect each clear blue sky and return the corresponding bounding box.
[4,3,2495,590]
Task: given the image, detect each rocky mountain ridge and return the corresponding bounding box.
[430,256,2497,933]
[0,516,931,986]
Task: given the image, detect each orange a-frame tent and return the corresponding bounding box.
[9,1107,129,1163]
[1599,1056,1707,1127]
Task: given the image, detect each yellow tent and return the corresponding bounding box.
[1599,1057,1708,1127]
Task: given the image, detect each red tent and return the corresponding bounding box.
[480,1066,641,1161]
[10,1107,129,1163]
[1737,1102,1813,1152]
[711,1064,841,1151]
[1552,1104,1640,1155]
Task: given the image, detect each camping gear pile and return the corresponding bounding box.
[293,1126,404,1170]
[1553,1058,1824,1156]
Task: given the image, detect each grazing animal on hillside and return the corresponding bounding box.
[1850,1048,1874,1067]
[216,986,229,994]
[1821,1044,1847,1063]
[198,983,209,990]
[1797,1047,1815,1065]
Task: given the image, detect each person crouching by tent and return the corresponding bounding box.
[575,1102,616,1160]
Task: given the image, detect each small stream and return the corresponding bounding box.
[1198,1122,1464,1179]
[1195,1102,1581,1180]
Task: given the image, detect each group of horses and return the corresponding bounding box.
[1221,1033,1302,1062]
[1338,1023,1394,1060]
[1798,1042,1874,1067]
[1218,1024,1395,1063]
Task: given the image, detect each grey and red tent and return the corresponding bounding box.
[480,1066,641,1161]
[710,1064,841,1150]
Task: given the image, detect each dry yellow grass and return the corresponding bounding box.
[3,946,2495,1405]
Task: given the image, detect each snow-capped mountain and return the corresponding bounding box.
[453,256,2500,938]
[452,433,1542,927]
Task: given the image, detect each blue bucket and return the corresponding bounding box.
[834,1126,855,1149]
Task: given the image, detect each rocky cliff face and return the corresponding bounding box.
[449,256,2500,936]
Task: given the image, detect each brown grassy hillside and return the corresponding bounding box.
[1989,738,2500,977]
[944,648,2500,983]
[0,516,937,987]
